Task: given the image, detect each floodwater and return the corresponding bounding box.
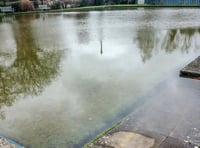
[0,8,200,147]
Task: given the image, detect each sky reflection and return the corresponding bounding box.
[0,9,200,147]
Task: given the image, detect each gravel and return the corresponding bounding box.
[0,138,17,148]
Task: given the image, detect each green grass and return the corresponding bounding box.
[83,121,122,148]
[0,4,200,17]
[111,4,200,8]
[82,101,146,148]
[46,4,200,13]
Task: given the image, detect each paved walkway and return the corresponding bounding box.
[89,72,200,148]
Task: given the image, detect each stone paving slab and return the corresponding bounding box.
[88,131,155,148]
[88,130,193,148]
[180,56,200,78]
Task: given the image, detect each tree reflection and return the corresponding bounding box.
[0,14,63,119]
[137,27,200,62]
[162,29,178,53]
[162,28,198,53]
[136,27,156,62]
[74,13,90,44]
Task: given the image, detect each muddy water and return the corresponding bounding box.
[0,8,200,147]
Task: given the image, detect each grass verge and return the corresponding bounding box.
[83,121,122,148]
[1,4,200,17]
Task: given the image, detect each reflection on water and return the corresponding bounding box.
[137,27,200,62]
[163,28,200,53]
[0,16,15,24]
[74,13,90,44]
[100,40,103,55]
[136,27,156,62]
[0,9,200,147]
[0,14,63,120]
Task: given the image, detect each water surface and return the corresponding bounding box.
[0,8,200,147]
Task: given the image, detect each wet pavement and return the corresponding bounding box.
[89,75,200,148]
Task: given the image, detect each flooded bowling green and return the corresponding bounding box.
[0,8,200,147]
